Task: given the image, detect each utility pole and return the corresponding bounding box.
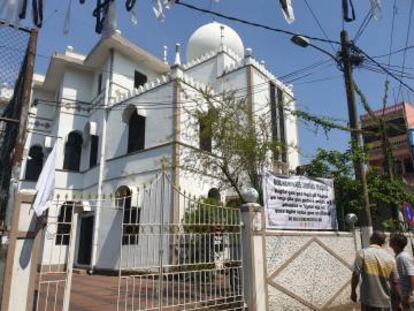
[340,30,372,244]
[13,29,38,166]
[291,1,374,244]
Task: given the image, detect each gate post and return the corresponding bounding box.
[1,190,42,311]
[240,189,267,311]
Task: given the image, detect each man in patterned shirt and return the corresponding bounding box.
[351,231,399,311]
[390,233,414,310]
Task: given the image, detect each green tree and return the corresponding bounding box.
[298,149,360,230]
[181,86,285,202]
[300,148,414,230]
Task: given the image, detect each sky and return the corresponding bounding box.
[24,0,414,163]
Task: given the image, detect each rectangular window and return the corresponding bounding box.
[128,114,146,153]
[89,135,99,168]
[269,83,287,163]
[122,207,141,245]
[270,83,279,160]
[56,204,73,246]
[277,88,287,163]
[134,71,148,89]
[97,74,103,95]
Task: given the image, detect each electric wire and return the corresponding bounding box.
[382,0,397,107]
[373,46,414,59]
[303,0,336,52]
[397,0,414,100]
[353,47,414,94]
[353,10,373,43]
[386,0,398,70]
[295,75,342,85]
[0,42,335,93]
[33,59,336,113]
[174,0,340,45]
[33,82,284,112]
[174,0,414,96]
[362,61,414,80]
[3,0,410,99]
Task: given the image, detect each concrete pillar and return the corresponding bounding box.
[1,190,42,311]
[241,202,267,311]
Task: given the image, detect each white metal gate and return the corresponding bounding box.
[34,200,78,311]
[117,173,245,310]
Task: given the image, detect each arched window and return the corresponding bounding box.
[128,111,146,153]
[115,186,132,209]
[115,186,140,245]
[25,145,44,181]
[56,202,73,246]
[208,188,221,203]
[63,131,83,171]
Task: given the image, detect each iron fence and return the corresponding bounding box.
[117,173,245,311]
[31,172,245,310]
[0,22,36,229]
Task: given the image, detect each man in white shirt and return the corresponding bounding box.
[390,233,414,310]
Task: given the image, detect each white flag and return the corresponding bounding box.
[33,143,57,216]
[130,4,138,25]
[153,0,165,22]
[369,0,382,21]
[279,0,295,24]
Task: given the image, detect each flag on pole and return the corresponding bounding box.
[279,0,295,24]
[33,143,57,217]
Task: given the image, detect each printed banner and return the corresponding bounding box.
[263,172,338,230]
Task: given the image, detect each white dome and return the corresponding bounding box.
[186,22,244,62]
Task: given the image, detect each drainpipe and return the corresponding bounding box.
[90,48,114,272]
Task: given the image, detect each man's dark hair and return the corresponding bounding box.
[370,231,386,246]
[390,233,408,250]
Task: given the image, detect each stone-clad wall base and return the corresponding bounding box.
[268,286,312,311]
[265,231,360,310]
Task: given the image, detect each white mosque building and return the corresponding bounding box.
[20,22,299,271]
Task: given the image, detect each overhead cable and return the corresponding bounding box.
[396,0,414,100]
[174,0,340,45]
[303,0,336,52]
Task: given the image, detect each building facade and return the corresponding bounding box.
[19,22,300,271]
[361,102,414,184]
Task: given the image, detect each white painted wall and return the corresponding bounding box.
[106,82,173,159]
[61,68,93,102]
[110,51,158,100]
[185,57,218,88]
